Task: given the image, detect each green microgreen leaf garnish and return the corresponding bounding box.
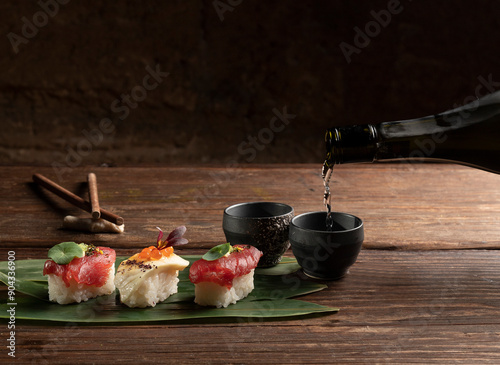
[202,242,235,261]
[47,242,85,265]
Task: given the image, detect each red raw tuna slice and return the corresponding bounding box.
[189,245,262,289]
[43,247,116,287]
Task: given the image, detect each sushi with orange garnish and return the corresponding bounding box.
[114,226,189,308]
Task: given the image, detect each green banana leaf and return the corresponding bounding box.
[0,271,48,301]
[255,256,302,276]
[0,295,335,323]
[0,255,338,323]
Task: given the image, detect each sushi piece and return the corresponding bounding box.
[189,243,262,308]
[43,242,116,305]
[114,226,189,308]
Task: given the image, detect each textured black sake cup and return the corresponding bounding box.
[223,202,294,267]
[289,211,364,280]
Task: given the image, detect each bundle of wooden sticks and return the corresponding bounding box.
[32,173,124,226]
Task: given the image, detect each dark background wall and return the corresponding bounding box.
[1,0,499,166]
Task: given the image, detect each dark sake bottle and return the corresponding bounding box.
[324,90,500,174]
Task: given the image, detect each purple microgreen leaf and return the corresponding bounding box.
[168,237,189,246]
[156,226,188,248]
[167,226,186,241]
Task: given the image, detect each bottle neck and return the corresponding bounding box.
[325,90,500,168]
[325,124,378,166]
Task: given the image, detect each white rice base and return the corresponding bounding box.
[118,269,180,308]
[47,266,115,305]
[194,269,255,308]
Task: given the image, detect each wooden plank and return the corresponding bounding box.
[1,164,500,250]
[2,164,500,364]
[3,250,500,364]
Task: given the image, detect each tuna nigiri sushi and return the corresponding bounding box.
[43,242,116,305]
[189,243,262,308]
[114,226,189,308]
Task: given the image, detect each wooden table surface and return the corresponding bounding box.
[1,163,500,364]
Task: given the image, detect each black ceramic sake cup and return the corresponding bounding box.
[222,202,294,267]
[289,211,364,280]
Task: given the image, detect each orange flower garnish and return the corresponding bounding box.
[134,227,187,261]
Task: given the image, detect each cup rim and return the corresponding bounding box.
[224,201,294,219]
[291,211,363,234]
